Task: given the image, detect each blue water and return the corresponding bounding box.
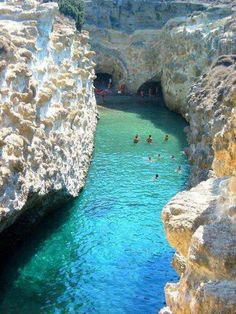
[0,97,189,314]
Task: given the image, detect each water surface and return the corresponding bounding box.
[0,97,189,314]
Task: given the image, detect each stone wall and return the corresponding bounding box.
[0,0,97,237]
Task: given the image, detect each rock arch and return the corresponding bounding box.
[94,51,128,90]
[137,79,162,97]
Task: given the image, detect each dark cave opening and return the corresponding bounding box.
[94,73,113,90]
[137,81,162,97]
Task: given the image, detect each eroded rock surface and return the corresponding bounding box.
[0,1,97,234]
[162,57,236,313]
[186,55,236,185]
[162,176,236,314]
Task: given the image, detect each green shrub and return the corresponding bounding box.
[56,0,84,31]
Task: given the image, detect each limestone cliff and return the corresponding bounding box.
[186,55,236,185]
[161,176,236,314]
[84,0,236,114]
[161,57,236,314]
[0,1,97,238]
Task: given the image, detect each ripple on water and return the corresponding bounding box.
[0,99,189,314]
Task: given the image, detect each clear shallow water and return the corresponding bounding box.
[0,97,189,314]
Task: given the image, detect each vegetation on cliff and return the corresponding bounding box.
[56,0,84,31]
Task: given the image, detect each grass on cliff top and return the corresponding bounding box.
[56,0,84,31]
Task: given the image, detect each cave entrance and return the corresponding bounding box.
[137,81,162,97]
[94,73,113,90]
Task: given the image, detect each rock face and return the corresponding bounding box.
[84,0,236,113]
[186,55,236,185]
[161,11,236,114]
[0,1,97,238]
[161,57,236,314]
[162,176,236,314]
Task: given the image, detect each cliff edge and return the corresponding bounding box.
[0,0,97,242]
[161,56,236,314]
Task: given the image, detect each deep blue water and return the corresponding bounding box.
[0,98,189,313]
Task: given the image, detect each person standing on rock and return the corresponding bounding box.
[108,77,112,89]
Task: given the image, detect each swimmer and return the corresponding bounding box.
[171,155,175,160]
[164,134,169,141]
[133,134,140,144]
[157,153,161,159]
[152,174,159,181]
[176,166,182,173]
[148,156,154,162]
[146,135,153,144]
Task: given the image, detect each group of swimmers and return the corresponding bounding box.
[132,133,182,181]
[133,134,154,144]
[133,134,169,144]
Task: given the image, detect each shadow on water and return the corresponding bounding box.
[97,95,188,148]
[125,250,177,313]
[0,93,189,313]
[0,197,77,302]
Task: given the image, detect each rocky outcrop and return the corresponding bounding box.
[186,55,236,185]
[161,11,236,114]
[0,1,97,238]
[161,56,236,313]
[84,0,236,113]
[162,176,236,314]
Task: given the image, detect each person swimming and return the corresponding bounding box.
[157,153,161,159]
[152,174,159,181]
[133,134,140,143]
[171,155,175,159]
[146,135,153,144]
[148,156,154,162]
[164,134,169,141]
[176,166,182,173]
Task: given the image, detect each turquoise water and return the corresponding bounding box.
[0,97,189,314]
